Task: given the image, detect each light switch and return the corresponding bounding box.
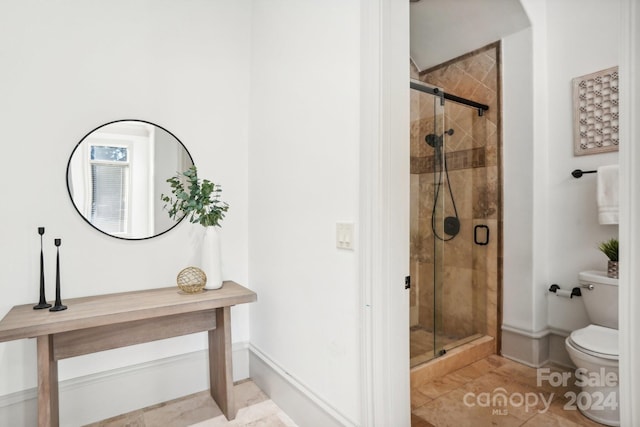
[336,222,354,250]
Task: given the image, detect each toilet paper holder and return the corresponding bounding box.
[549,284,582,298]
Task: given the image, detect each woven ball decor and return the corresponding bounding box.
[177,266,207,293]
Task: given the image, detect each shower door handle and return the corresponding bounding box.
[474,225,490,246]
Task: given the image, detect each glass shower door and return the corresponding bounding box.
[409,83,446,366]
[410,44,498,366]
[431,94,447,359]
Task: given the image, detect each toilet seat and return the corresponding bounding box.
[568,324,619,360]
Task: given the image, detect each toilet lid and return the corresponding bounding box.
[570,325,618,357]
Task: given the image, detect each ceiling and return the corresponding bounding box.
[410,0,531,72]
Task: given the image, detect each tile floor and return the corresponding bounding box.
[410,326,465,367]
[84,380,297,427]
[412,355,608,427]
[88,355,608,427]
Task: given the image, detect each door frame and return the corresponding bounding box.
[359,0,411,425]
[359,1,640,426]
[619,0,640,424]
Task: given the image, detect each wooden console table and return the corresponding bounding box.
[0,281,256,427]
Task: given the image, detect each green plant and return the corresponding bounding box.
[598,237,618,261]
[161,165,229,227]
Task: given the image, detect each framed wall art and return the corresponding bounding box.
[572,66,619,156]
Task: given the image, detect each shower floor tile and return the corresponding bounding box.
[411,355,606,427]
[410,326,472,367]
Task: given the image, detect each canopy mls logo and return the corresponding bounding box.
[461,367,619,416]
[462,387,553,415]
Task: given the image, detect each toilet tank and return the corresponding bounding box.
[579,270,619,329]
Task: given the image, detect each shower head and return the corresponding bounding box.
[425,133,442,149]
[425,129,454,149]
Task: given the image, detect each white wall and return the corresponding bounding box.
[0,0,250,423]
[544,0,620,332]
[501,0,620,364]
[502,25,538,333]
[410,0,530,71]
[247,0,361,425]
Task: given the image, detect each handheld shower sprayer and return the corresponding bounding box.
[424,129,460,240]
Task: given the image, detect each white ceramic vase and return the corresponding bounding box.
[201,226,223,290]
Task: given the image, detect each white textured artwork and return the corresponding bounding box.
[573,66,619,156]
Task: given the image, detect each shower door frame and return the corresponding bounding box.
[410,79,492,366]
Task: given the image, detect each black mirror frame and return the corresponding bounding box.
[65,119,194,241]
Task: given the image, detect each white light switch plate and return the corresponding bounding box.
[336,222,354,250]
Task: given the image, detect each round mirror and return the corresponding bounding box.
[66,120,194,240]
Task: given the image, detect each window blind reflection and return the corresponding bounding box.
[90,163,129,234]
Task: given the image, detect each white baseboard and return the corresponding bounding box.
[501,324,575,368]
[501,324,550,367]
[547,333,575,369]
[0,342,249,427]
[248,344,356,427]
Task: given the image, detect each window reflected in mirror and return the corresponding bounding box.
[67,120,194,240]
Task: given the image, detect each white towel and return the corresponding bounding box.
[597,164,619,224]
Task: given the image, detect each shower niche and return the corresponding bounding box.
[409,43,501,368]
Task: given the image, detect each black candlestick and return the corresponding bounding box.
[49,238,67,312]
[33,227,52,310]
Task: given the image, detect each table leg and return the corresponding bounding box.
[208,306,235,420]
[37,335,59,427]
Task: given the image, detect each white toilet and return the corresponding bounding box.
[565,270,619,426]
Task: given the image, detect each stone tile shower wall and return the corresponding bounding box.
[410,44,501,349]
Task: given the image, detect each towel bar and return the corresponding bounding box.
[571,169,597,178]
